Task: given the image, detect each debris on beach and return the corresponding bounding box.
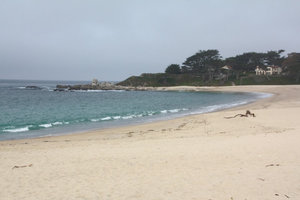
[224,110,256,119]
[12,164,33,169]
[265,163,280,167]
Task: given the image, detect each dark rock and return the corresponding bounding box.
[54,88,67,92]
[25,86,42,90]
[56,85,71,89]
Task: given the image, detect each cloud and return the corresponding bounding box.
[0,0,300,80]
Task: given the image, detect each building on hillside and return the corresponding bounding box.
[255,65,282,75]
[255,66,266,75]
[266,65,282,75]
[221,65,232,70]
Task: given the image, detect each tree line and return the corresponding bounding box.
[165,50,300,82]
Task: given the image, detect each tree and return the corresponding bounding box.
[225,52,267,79]
[264,50,285,66]
[282,53,300,82]
[165,64,181,74]
[225,55,246,79]
[181,65,190,73]
[182,49,222,74]
[225,50,286,80]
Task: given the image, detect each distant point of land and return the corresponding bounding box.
[117,50,300,87]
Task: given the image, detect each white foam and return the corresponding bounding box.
[52,122,63,125]
[122,115,134,119]
[108,90,125,92]
[3,126,30,133]
[39,123,52,128]
[73,90,104,93]
[86,90,105,92]
[113,116,121,119]
[160,108,188,114]
[101,117,111,121]
[147,111,155,116]
[41,86,52,91]
[74,90,125,93]
[91,119,100,122]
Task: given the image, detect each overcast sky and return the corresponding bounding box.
[1,0,300,81]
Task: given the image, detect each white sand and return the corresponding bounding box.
[1,85,300,200]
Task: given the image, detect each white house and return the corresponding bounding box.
[255,65,282,75]
[255,66,266,75]
[266,65,282,75]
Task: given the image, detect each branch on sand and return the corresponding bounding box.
[225,110,256,119]
[12,164,33,169]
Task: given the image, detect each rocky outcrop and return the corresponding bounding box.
[25,86,43,90]
[54,82,151,91]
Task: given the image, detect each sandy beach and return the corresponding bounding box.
[1,85,300,200]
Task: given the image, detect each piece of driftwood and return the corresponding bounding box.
[265,164,280,167]
[225,110,256,119]
[12,164,33,169]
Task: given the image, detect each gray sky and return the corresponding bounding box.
[1,0,300,81]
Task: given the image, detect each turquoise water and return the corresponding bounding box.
[0,80,269,140]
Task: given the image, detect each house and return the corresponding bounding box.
[255,66,266,75]
[266,65,282,75]
[221,65,232,70]
[255,65,282,75]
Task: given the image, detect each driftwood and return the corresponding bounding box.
[265,164,280,167]
[12,164,33,169]
[225,110,256,119]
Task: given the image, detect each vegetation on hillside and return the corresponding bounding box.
[118,50,300,87]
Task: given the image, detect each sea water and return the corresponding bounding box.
[0,79,270,140]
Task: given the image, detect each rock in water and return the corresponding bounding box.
[25,86,42,90]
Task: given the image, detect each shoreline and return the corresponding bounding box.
[1,85,300,199]
[1,86,272,143]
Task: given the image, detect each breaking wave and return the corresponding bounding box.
[2,121,70,133]
[3,126,31,133]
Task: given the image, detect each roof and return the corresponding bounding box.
[221,65,232,70]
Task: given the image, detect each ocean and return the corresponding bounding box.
[0,79,270,140]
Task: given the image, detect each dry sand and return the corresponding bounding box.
[1,85,300,200]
